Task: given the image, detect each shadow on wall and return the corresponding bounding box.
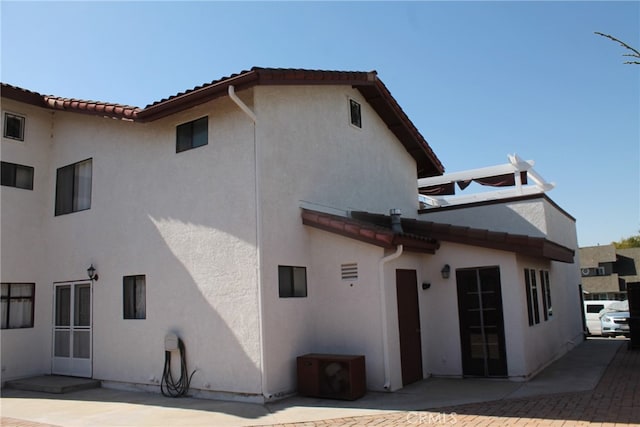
[84,139,263,399]
[420,201,554,242]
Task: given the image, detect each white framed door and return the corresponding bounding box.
[52,282,92,377]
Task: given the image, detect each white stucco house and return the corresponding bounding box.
[1,67,584,402]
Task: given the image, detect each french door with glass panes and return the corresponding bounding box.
[52,282,92,377]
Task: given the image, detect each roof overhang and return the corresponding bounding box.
[302,207,574,263]
[301,209,440,254]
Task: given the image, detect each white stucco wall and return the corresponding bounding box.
[420,197,577,249]
[415,242,582,380]
[2,92,264,397]
[1,100,53,382]
[253,85,424,396]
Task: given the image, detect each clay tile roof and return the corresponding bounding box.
[1,83,141,121]
[301,209,439,254]
[42,95,141,120]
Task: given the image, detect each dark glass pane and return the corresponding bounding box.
[192,117,208,148]
[176,122,192,152]
[55,286,71,326]
[123,276,135,319]
[55,165,74,215]
[4,115,24,140]
[15,165,34,190]
[278,266,293,297]
[74,285,91,326]
[293,267,307,297]
[1,162,16,187]
[350,100,361,128]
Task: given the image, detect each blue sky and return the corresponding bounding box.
[2,1,638,247]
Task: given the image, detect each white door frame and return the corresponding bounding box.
[52,281,93,377]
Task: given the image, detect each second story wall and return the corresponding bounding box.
[254,84,424,393]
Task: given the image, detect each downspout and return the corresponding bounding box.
[228,85,269,399]
[378,244,403,390]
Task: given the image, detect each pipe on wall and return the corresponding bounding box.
[378,244,403,390]
[228,85,256,123]
[228,85,269,400]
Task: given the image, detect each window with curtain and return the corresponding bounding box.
[123,275,146,319]
[55,159,92,216]
[1,283,35,329]
[1,161,34,190]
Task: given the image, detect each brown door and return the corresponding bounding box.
[456,266,507,377]
[396,269,423,386]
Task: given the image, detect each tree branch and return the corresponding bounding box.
[595,32,640,64]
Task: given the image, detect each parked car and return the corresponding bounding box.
[600,311,630,337]
[584,300,617,335]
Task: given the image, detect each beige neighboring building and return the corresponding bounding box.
[2,67,583,402]
[579,244,640,301]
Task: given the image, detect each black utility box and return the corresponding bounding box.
[297,353,366,400]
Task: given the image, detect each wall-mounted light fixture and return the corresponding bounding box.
[441,264,451,279]
[87,264,99,281]
[422,282,431,290]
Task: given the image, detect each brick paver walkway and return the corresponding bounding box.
[261,343,640,426]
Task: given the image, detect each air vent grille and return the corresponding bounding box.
[341,263,358,280]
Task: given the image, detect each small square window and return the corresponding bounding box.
[349,99,361,128]
[1,161,34,190]
[176,116,208,153]
[4,113,25,141]
[278,266,307,298]
[123,275,146,319]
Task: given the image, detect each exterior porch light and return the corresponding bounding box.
[441,264,451,279]
[87,264,99,281]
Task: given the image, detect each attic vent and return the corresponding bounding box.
[341,263,358,280]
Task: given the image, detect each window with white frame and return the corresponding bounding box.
[1,283,35,329]
[123,275,146,319]
[3,112,25,141]
[55,158,92,216]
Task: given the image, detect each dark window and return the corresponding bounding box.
[1,283,35,329]
[3,113,25,141]
[539,270,552,320]
[524,269,540,326]
[349,99,361,128]
[176,116,208,153]
[1,161,34,190]
[586,304,605,314]
[278,266,307,298]
[123,275,146,319]
[55,159,92,216]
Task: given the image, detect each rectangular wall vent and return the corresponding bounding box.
[341,263,358,280]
